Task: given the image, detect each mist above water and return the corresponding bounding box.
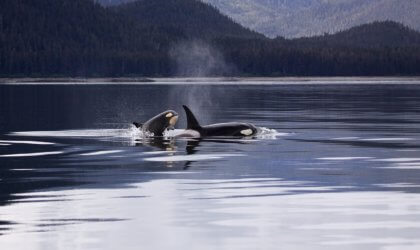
[169,40,235,77]
[168,40,239,125]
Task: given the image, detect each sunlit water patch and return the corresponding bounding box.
[0,151,64,158]
[0,140,55,145]
[144,153,245,162]
[10,128,142,142]
[1,178,420,250]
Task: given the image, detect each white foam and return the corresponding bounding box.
[360,138,414,141]
[165,129,199,137]
[375,183,420,188]
[143,151,175,155]
[10,129,131,138]
[0,140,55,145]
[256,127,288,139]
[0,151,63,158]
[10,127,284,142]
[379,165,420,170]
[144,153,244,162]
[333,137,360,140]
[80,150,124,156]
[317,157,373,161]
[371,158,420,162]
[166,127,286,139]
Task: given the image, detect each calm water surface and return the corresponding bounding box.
[1,80,420,250]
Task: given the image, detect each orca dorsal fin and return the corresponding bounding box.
[183,105,201,130]
[133,122,143,128]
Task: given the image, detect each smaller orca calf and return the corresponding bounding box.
[181,105,259,137]
[133,110,178,136]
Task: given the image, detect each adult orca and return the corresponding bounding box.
[180,105,259,137]
[133,110,178,137]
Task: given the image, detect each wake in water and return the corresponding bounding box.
[2,126,288,164]
[164,126,285,140]
[9,126,287,141]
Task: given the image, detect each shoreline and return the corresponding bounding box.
[1,76,420,85]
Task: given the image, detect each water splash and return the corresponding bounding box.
[255,127,290,140]
[10,126,286,141]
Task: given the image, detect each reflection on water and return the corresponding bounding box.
[1,81,420,249]
[1,179,420,250]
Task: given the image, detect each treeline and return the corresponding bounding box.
[287,21,420,49]
[218,38,420,76]
[0,0,176,77]
[0,0,419,77]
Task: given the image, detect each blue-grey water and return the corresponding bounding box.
[1,79,420,250]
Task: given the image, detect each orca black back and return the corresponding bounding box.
[181,105,259,137]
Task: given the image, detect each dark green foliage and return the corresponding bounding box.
[0,0,419,77]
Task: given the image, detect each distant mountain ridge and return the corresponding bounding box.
[97,0,420,38]
[112,0,263,40]
[202,0,420,38]
[288,21,420,48]
[1,0,419,77]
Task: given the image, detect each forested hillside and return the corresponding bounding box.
[96,0,420,38]
[112,0,263,40]
[289,21,420,48]
[203,0,420,38]
[0,0,419,77]
[0,0,177,76]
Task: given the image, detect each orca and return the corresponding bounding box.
[133,110,178,137]
[180,105,259,137]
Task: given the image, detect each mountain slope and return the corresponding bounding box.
[289,21,420,48]
[112,0,264,40]
[215,21,420,77]
[1,1,419,77]
[97,0,420,38]
[202,0,420,38]
[0,0,174,76]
